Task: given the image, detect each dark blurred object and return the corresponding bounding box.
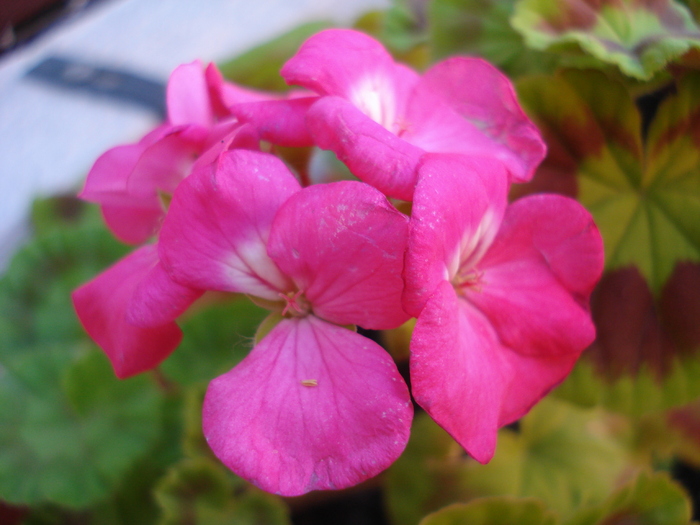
[0,500,28,525]
[672,460,700,521]
[0,0,107,55]
[27,56,166,117]
[291,486,389,525]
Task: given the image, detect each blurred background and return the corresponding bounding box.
[0,0,387,271]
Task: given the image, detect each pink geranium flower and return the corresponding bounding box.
[79,60,264,245]
[403,154,604,462]
[72,245,202,378]
[234,29,545,201]
[73,62,277,377]
[158,149,413,495]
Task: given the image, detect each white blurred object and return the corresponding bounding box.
[0,0,388,271]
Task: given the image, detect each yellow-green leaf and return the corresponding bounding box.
[553,263,700,416]
[420,497,559,525]
[512,0,700,79]
[518,69,700,294]
[155,457,290,525]
[385,398,633,525]
[428,0,560,76]
[565,471,693,525]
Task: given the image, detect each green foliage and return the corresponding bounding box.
[357,1,426,50]
[0,198,164,509]
[554,352,700,417]
[160,295,267,386]
[180,385,210,460]
[218,21,332,91]
[511,0,700,80]
[419,497,559,525]
[416,472,694,525]
[385,411,467,525]
[154,458,290,525]
[0,203,128,353]
[74,426,180,525]
[566,471,693,525]
[354,1,431,69]
[6,2,700,522]
[386,398,633,525]
[0,344,162,508]
[0,195,283,519]
[463,398,632,520]
[519,68,700,416]
[517,69,700,294]
[680,0,700,21]
[428,0,560,76]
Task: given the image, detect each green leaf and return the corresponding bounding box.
[0,347,162,508]
[464,398,632,520]
[553,263,700,416]
[0,201,128,353]
[81,390,186,525]
[383,0,428,53]
[517,69,700,294]
[179,385,216,462]
[566,471,693,525]
[154,457,290,525]
[386,398,632,525]
[160,295,268,386]
[218,21,332,91]
[84,453,171,525]
[0,197,162,509]
[385,412,469,525]
[428,0,560,76]
[420,497,559,525]
[679,0,700,22]
[513,68,700,411]
[30,196,91,238]
[354,1,430,69]
[554,353,700,417]
[9,374,183,525]
[511,0,700,80]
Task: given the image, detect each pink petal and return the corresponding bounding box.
[231,97,317,147]
[126,125,208,199]
[281,29,419,128]
[498,351,578,426]
[410,281,512,463]
[167,60,214,128]
[403,154,509,317]
[72,245,183,379]
[403,96,501,155]
[466,194,602,357]
[101,203,163,245]
[158,150,299,300]
[205,62,282,115]
[306,97,423,201]
[80,143,164,244]
[406,58,546,183]
[497,194,604,299]
[267,181,410,330]
[203,315,412,495]
[127,259,204,327]
[80,143,144,205]
[80,126,206,204]
[189,121,261,173]
[80,126,214,245]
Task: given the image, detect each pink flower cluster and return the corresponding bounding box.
[72,29,603,496]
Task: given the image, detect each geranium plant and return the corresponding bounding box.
[1,1,698,524]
